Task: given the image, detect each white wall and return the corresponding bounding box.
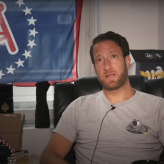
[158,0,164,49]
[96,0,159,49]
[78,0,97,77]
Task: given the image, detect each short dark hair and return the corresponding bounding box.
[90,31,130,64]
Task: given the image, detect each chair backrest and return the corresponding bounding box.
[54,75,146,127]
[145,79,164,97]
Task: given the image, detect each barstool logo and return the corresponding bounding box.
[0,0,38,80]
[0,1,18,55]
[145,53,162,59]
[156,53,162,59]
[145,53,153,59]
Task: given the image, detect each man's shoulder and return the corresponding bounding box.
[64,91,103,115]
[70,91,102,107]
[136,90,164,102]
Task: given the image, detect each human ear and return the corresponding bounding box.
[125,55,131,69]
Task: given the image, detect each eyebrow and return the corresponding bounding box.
[94,54,101,58]
[108,50,121,54]
[94,50,120,58]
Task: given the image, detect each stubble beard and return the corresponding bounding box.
[98,66,128,91]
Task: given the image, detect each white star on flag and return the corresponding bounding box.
[27,16,37,25]
[29,28,38,37]
[0,70,5,79]
[22,50,32,59]
[15,58,25,68]
[27,40,37,48]
[15,0,25,7]
[6,65,16,74]
[22,6,32,16]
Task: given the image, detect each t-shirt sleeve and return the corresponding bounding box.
[155,98,164,146]
[53,98,80,142]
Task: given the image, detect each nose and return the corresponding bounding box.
[104,59,112,70]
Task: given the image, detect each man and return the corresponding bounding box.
[40,31,164,164]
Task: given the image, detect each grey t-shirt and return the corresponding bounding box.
[54,90,164,164]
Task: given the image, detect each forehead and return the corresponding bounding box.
[93,40,122,55]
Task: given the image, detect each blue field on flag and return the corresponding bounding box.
[0,0,82,85]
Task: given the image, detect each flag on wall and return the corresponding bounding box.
[0,0,83,86]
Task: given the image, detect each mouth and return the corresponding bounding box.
[105,74,115,78]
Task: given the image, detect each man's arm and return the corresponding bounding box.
[40,132,73,164]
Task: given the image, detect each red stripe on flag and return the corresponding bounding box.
[72,0,83,80]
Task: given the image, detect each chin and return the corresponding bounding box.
[103,83,122,91]
[100,77,127,91]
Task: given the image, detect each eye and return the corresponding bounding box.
[96,58,103,63]
[111,55,117,58]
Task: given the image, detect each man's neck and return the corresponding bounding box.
[103,81,135,104]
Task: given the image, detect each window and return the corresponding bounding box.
[13,86,54,124]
